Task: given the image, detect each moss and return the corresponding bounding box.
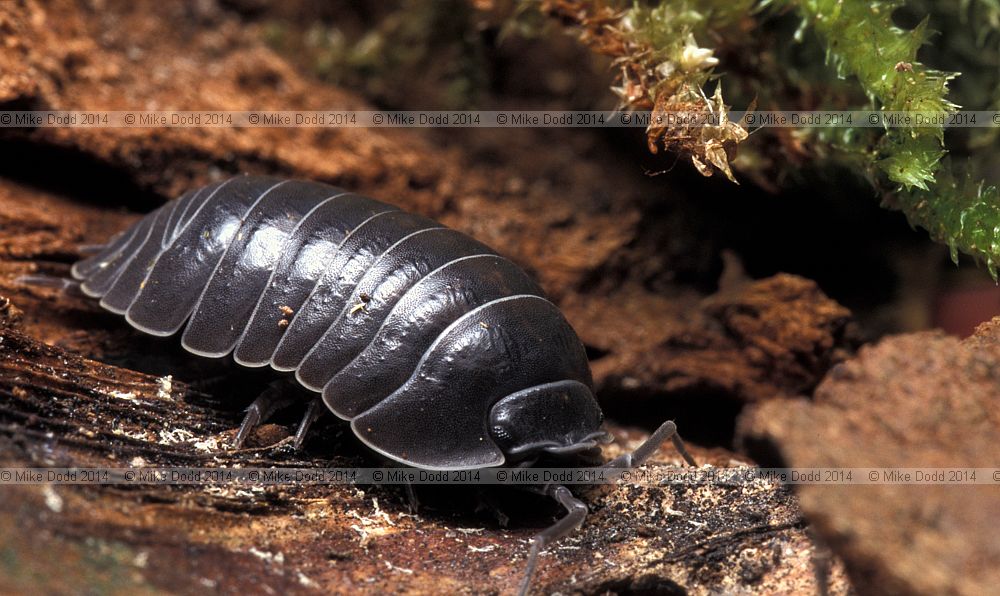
[268,0,1000,278]
[540,0,753,181]
[776,0,958,187]
[777,0,1000,277]
[892,168,1000,278]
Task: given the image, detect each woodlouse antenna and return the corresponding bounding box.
[604,420,697,468]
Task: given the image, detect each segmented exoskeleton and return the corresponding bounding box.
[61,174,695,595]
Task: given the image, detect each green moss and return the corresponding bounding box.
[774,0,1000,277]
[876,133,946,191]
[628,1,751,66]
[893,168,1000,278]
[778,0,958,187]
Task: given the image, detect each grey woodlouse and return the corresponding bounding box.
[50,174,695,594]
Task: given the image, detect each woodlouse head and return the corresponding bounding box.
[488,379,607,465]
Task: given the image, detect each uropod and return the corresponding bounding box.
[31,175,696,594]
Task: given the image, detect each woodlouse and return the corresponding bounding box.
[43,174,695,594]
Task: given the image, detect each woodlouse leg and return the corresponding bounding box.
[404,483,420,514]
[474,489,510,528]
[518,485,587,596]
[603,420,697,468]
[292,398,325,450]
[807,526,832,596]
[187,374,235,392]
[233,381,298,448]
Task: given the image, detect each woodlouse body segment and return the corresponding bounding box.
[71,175,604,470]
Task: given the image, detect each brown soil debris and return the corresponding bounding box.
[0,318,850,594]
[576,272,857,403]
[739,319,1000,595]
